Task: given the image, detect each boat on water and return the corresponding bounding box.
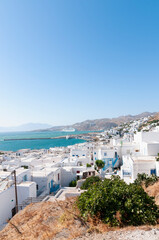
[61,128,75,132]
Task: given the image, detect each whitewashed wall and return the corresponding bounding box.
[61,168,75,187]
[132,161,156,180]
[17,182,37,204]
[0,186,15,225]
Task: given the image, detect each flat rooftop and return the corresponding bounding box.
[17,181,35,187]
[131,155,156,162]
[32,168,59,177]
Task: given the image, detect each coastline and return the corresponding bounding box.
[0,131,98,152]
[3,132,98,141]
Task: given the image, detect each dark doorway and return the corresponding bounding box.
[12,207,16,217]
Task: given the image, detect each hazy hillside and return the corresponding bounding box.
[46,112,156,131]
[0,123,52,132]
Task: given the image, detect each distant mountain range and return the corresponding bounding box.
[42,112,157,132]
[0,123,52,132]
[0,112,157,132]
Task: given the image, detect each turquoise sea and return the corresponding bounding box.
[0,131,89,152]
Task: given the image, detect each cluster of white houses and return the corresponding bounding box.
[1,129,159,228]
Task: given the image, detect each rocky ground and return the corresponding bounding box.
[0,198,88,240]
[144,181,159,205]
[75,227,159,240]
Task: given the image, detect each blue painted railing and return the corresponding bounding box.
[53,184,60,192]
[103,157,118,171]
[112,157,118,167]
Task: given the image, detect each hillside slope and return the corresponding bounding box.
[1,179,159,240]
[0,198,85,240]
[46,112,156,131]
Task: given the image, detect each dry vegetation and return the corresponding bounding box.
[0,196,120,240]
[144,181,159,205]
[0,198,88,240]
[149,113,159,122]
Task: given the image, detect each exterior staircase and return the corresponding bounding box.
[18,195,48,209]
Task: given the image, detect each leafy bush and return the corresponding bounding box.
[21,165,28,169]
[69,180,77,187]
[86,163,92,167]
[77,176,159,226]
[134,173,158,187]
[81,176,101,190]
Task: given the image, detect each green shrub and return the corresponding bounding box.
[86,163,91,167]
[21,165,28,169]
[77,176,159,226]
[156,153,159,161]
[134,173,158,187]
[69,179,77,187]
[81,176,101,190]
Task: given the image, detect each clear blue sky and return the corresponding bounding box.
[0,0,159,127]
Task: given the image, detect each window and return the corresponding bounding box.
[23,175,27,182]
[94,152,96,155]
[77,171,80,173]
[58,173,60,181]
[123,170,131,176]
[151,169,156,175]
[104,152,107,156]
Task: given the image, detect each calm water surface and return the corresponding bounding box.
[0,131,89,151]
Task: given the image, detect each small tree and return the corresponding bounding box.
[95,160,105,170]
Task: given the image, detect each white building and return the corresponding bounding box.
[61,166,95,187]
[17,181,37,205]
[32,167,61,196]
[0,169,36,228]
[121,131,159,182]
[121,155,156,182]
[93,146,120,172]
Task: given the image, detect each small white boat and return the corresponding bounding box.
[62,128,75,132]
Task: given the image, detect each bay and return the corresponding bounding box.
[0,131,89,152]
